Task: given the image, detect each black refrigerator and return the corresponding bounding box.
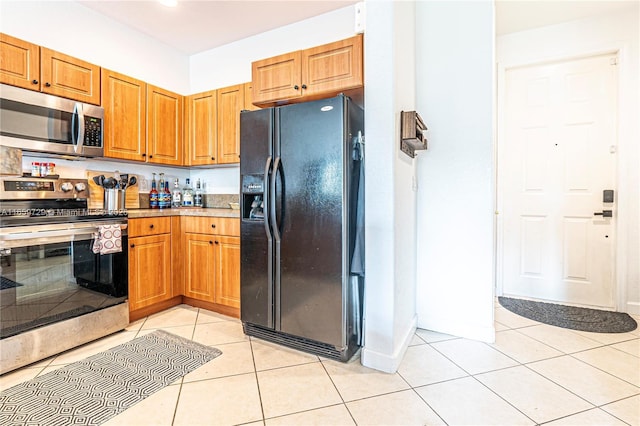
[240,95,364,361]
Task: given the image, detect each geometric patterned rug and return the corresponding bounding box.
[499,296,638,333]
[0,330,222,425]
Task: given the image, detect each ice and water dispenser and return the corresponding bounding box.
[241,175,264,220]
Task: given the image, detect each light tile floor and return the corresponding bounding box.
[1,304,639,425]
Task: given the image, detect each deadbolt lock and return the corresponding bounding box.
[594,210,613,218]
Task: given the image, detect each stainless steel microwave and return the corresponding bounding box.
[0,84,104,158]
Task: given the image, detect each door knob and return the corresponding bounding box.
[594,210,613,218]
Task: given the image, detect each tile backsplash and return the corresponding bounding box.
[137,193,239,209]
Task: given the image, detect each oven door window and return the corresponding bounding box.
[0,234,127,339]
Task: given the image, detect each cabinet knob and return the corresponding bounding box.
[32,79,38,84]
[214,240,219,245]
[301,84,307,89]
[142,153,147,157]
[209,241,213,245]
[211,157,215,160]
[130,244,135,248]
[45,82,51,87]
[149,155,153,159]
[150,224,154,229]
[211,224,216,228]
[294,85,299,90]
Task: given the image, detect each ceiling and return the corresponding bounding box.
[76,0,638,55]
[495,0,638,35]
[76,0,358,55]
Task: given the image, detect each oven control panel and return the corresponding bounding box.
[0,178,90,200]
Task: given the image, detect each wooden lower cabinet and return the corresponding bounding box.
[183,233,216,302]
[215,235,240,309]
[181,217,240,316]
[128,233,172,311]
[128,216,240,320]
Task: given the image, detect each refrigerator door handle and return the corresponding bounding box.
[264,155,274,328]
[271,155,282,330]
[270,156,281,242]
[263,156,273,239]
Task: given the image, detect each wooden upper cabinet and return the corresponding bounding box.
[147,84,183,166]
[301,35,363,98]
[1,33,101,104]
[251,51,301,104]
[243,82,259,111]
[185,89,217,166]
[0,33,40,90]
[217,84,244,164]
[40,48,101,105]
[102,69,147,161]
[251,34,363,106]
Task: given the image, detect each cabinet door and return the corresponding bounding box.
[0,33,40,90]
[102,70,147,161]
[186,90,217,166]
[301,34,363,98]
[243,82,260,111]
[147,84,183,166]
[251,51,302,105]
[215,235,240,309]
[40,47,101,105]
[183,233,216,302]
[216,84,244,164]
[129,234,172,311]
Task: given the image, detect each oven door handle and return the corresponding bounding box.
[0,224,128,246]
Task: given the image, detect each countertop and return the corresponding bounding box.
[127,208,240,219]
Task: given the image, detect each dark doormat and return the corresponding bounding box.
[498,296,638,333]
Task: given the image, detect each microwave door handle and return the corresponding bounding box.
[73,103,85,153]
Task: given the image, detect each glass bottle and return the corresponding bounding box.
[164,180,171,209]
[149,173,159,209]
[171,178,182,208]
[158,173,166,208]
[194,178,203,207]
[182,178,194,207]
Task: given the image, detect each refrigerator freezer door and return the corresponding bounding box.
[240,108,274,328]
[276,97,347,347]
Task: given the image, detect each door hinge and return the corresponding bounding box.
[610,57,618,66]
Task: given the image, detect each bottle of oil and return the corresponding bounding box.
[149,173,159,209]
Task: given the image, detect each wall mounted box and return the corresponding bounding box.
[400,111,427,158]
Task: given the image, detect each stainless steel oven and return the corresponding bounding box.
[0,83,104,158]
[0,176,128,374]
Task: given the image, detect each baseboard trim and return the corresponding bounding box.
[417,315,495,343]
[626,301,640,316]
[361,315,417,373]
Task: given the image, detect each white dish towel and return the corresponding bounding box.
[92,224,123,255]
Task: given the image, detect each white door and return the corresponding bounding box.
[500,53,617,309]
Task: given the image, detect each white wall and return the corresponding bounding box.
[189,6,356,92]
[188,6,357,194]
[0,1,189,93]
[414,1,496,342]
[496,7,640,314]
[359,0,417,373]
[1,0,193,191]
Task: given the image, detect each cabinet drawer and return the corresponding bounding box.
[182,216,239,236]
[128,217,171,237]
